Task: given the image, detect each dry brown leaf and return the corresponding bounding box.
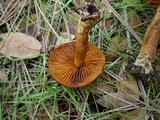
[105,18,114,29]
[127,11,142,32]
[67,12,80,35]
[19,14,38,28]
[37,106,53,120]
[91,73,116,94]
[118,71,139,94]
[73,0,85,8]
[0,69,8,82]
[0,32,41,59]
[118,61,139,94]
[97,61,140,109]
[105,35,127,62]
[92,84,115,94]
[120,108,146,120]
[97,93,138,109]
[55,32,75,46]
[19,14,38,36]
[109,35,127,52]
[116,71,140,105]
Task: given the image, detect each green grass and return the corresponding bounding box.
[0,0,160,119]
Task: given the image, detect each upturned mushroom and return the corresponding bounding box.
[48,3,105,88]
[129,2,160,76]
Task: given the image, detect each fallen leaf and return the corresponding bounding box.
[120,108,146,120]
[59,32,75,42]
[91,82,116,94]
[105,18,114,29]
[67,12,80,35]
[97,93,138,109]
[37,106,53,120]
[105,35,127,62]
[48,32,75,51]
[118,61,139,94]
[0,32,41,59]
[97,61,140,109]
[73,0,85,8]
[127,11,142,32]
[0,69,8,82]
[91,73,116,94]
[19,14,38,37]
[55,32,75,46]
[152,111,160,120]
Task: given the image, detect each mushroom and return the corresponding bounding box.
[48,3,105,88]
[128,3,160,76]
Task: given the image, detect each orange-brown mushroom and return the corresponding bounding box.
[133,4,160,75]
[125,1,160,77]
[48,3,105,88]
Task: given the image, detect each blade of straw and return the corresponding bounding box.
[102,0,142,44]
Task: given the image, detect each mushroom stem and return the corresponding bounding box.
[74,20,89,68]
[134,5,160,74]
[74,2,100,68]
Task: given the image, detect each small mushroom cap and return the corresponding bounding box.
[48,42,105,88]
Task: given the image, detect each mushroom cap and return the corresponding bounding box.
[48,42,105,88]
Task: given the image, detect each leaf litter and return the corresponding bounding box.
[97,60,140,108]
[0,32,42,59]
[0,0,160,119]
[0,69,8,83]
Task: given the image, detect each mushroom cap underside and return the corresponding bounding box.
[48,42,105,88]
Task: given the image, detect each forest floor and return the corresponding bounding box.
[0,0,160,120]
